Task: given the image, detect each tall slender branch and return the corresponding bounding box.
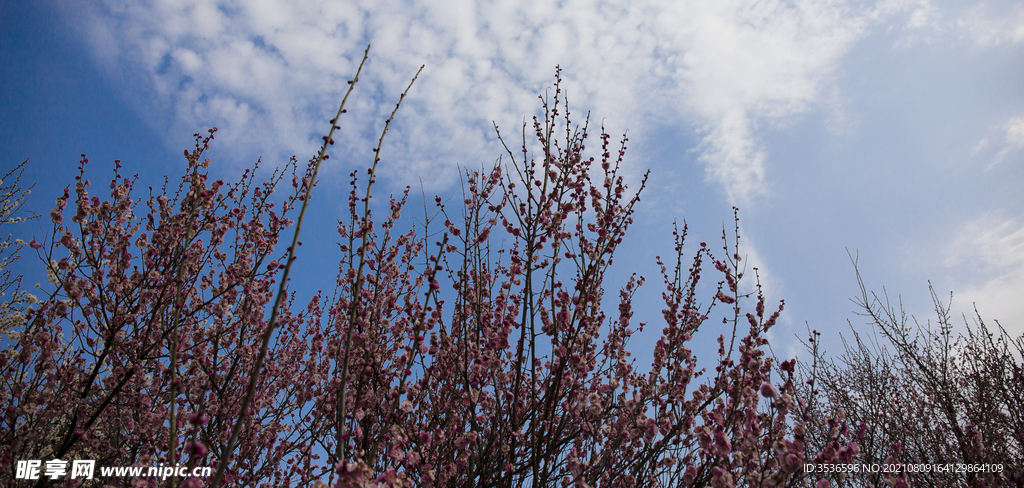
[336,62,424,463]
[209,45,371,488]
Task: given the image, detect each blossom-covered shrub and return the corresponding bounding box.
[2,56,852,487]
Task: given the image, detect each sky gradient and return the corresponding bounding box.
[2,0,1022,364]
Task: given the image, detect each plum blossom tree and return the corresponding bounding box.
[3,53,854,487]
[797,255,1024,488]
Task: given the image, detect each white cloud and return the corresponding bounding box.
[972,138,990,156]
[957,1,1024,47]
[906,4,936,29]
[993,116,1024,166]
[65,0,935,201]
[977,115,1024,170]
[862,0,940,48]
[941,213,1024,338]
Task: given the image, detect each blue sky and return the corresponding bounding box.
[2,0,1022,365]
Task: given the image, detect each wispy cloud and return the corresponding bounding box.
[993,116,1024,167]
[941,213,1024,337]
[65,0,933,201]
[976,115,1024,170]
[957,1,1024,47]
